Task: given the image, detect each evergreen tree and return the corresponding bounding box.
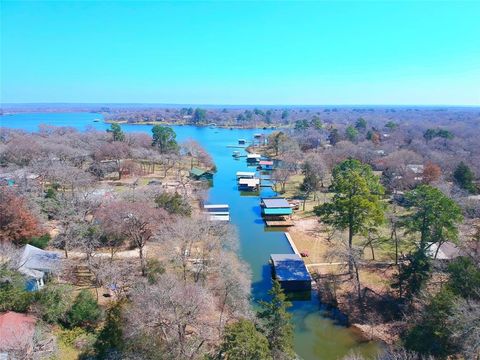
[453,161,477,194]
[328,128,340,145]
[355,117,367,132]
[107,123,125,142]
[151,125,178,153]
[66,289,101,329]
[192,108,207,123]
[345,125,358,142]
[220,319,271,360]
[314,159,385,272]
[154,192,192,216]
[95,302,124,358]
[393,248,431,300]
[258,280,294,359]
[402,185,463,252]
[446,256,480,299]
[404,289,458,357]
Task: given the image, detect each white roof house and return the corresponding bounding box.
[18,245,60,291]
[427,242,462,260]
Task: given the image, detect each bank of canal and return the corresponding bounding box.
[1,112,380,360]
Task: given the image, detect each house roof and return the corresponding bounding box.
[190,167,210,177]
[0,312,36,352]
[259,160,274,166]
[263,208,293,215]
[270,254,311,282]
[427,242,462,260]
[262,197,290,208]
[18,245,60,280]
[236,171,256,178]
[238,178,260,187]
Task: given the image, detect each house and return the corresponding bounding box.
[0,311,37,358]
[18,245,60,291]
[406,164,424,181]
[258,160,274,170]
[260,197,293,217]
[427,242,462,261]
[246,154,261,164]
[238,178,260,191]
[270,254,312,291]
[203,204,230,221]
[189,167,213,181]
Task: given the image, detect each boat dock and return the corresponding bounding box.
[203,204,230,221]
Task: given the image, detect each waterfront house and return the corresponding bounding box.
[189,167,214,181]
[270,254,312,291]
[203,204,230,221]
[18,245,60,291]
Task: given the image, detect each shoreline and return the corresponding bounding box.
[104,119,285,130]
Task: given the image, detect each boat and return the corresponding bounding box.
[232,151,241,158]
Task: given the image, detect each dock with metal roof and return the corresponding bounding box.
[270,253,312,291]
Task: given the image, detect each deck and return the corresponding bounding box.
[265,219,294,227]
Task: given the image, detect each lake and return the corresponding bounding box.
[0,112,380,360]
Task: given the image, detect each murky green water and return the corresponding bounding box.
[1,112,380,359]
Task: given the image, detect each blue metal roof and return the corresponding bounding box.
[263,207,293,215]
[270,254,311,282]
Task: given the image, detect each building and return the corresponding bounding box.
[238,178,260,191]
[246,154,261,163]
[189,167,214,181]
[0,311,37,358]
[203,204,230,221]
[427,241,462,261]
[18,245,60,291]
[258,160,274,170]
[236,171,256,180]
[270,254,312,291]
[260,197,293,217]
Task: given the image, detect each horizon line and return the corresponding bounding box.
[2,102,480,108]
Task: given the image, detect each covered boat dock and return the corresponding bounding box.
[270,254,312,291]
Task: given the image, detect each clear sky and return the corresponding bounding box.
[1,1,479,105]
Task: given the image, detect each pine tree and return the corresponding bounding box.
[220,319,271,360]
[258,280,294,359]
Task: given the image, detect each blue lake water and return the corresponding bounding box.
[0,112,379,360]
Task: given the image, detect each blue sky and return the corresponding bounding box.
[1,1,479,105]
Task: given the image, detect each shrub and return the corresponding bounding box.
[0,268,33,312]
[28,233,51,249]
[36,284,74,324]
[154,192,192,216]
[66,290,101,329]
[146,258,165,284]
[95,302,124,357]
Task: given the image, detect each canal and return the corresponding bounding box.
[1,112,379,360]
